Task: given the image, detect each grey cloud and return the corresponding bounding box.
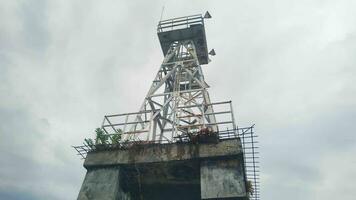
[0,187,39,200]
[20,0,49,53]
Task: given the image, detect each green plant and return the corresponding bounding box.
[95,128,108,144]
[111,134,121,144]
[246,180,254,196]
[111,129,123,144]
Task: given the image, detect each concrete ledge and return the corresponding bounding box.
[84,139,242,168]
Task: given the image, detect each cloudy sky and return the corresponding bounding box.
[1,0,355,199]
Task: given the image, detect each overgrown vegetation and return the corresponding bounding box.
[246,180,254,197]
[111,129,123,144]
[84,127,123,148]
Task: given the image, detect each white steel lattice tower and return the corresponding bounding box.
[75,13,260,200]
[101,14,237,143]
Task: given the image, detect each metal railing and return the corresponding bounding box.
[157,14,204,33]
[99,100,237,143]
[239,125,260,200]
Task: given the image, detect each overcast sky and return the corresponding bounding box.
[1,0,355,199]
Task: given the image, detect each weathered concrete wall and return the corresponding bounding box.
[200,159,246,199]
[84,139,242,168]
[77,167,131,200]
[77,139,247,200]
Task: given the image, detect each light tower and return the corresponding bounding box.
[102,14,225,143]
[75,12,259,200]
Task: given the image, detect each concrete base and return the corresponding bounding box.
[201,159,246,199]
[77,139,247,200]
[77,167,131,200]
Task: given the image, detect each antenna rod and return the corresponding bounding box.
[160,6,165,21]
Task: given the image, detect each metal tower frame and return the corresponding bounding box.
[100,14,236,143]
[74,13,260,199]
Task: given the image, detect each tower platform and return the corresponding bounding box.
[78,138,248,200]
[157,14,209,65]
